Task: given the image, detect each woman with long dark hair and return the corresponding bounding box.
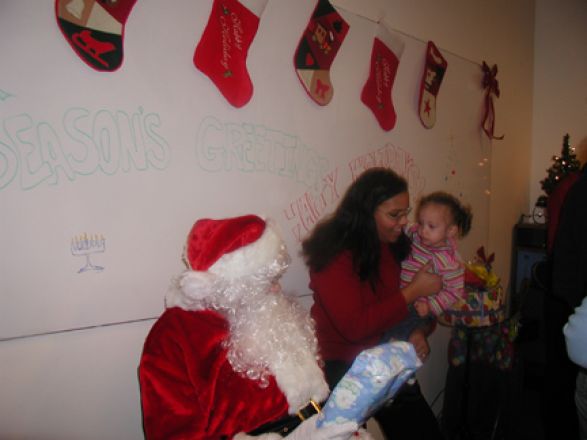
[302,167,444,439]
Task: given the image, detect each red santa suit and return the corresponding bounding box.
[139,215,330,440]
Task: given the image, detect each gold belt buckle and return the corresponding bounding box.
[297,399,322,421]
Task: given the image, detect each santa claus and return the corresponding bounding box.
[139,215,365,439]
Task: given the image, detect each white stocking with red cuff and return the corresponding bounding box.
[360,23,404,131]
[194,0,268,108]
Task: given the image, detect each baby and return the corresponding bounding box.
[384,191,473,341]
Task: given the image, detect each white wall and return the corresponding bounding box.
[530,0,587,209]
[0,1,545,439]
[382,0,536,323]
[0,320,150,440]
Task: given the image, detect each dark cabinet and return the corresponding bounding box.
[509,222,547,311]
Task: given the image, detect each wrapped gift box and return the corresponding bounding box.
[438,247,506,328]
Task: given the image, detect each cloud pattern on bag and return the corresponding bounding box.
[318,341,422,427]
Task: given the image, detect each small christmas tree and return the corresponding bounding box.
[540,134,581,196]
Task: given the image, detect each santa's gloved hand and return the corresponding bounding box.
[286,414,358,440]
[232,415,360,440]
[233,432,282,439]
[353,426,375,439]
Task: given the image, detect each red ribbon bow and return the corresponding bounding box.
[464,246,496,288]
[481,61,504,140]
[476,246,495,268]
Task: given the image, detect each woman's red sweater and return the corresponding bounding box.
[310,244,409,363]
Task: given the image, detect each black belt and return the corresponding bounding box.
[248,400,322,436]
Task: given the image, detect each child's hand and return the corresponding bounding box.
[408,328,430,361]
[401,262,442,304]
[414,300,430,317]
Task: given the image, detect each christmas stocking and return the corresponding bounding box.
[294,0,349,106]
[55,0,137,72]
[418,41,447,128]
[360,24,404,131]
[194,0,269,108]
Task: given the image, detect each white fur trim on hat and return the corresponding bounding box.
[208,218,285,281]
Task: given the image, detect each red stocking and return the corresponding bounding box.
[418,41,447,129]
[361,24,404,131]
[194,0,268,108]
[293,0,350,106]
[55,0,137,72]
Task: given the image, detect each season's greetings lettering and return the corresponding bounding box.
[195,116,328,189]
[0,107,170,191]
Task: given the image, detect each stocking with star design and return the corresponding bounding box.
[418,41,447,129]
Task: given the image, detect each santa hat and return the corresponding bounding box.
[167,215,287,309]
[185,214,285,279]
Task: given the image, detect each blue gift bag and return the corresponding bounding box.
[318,340,422,427]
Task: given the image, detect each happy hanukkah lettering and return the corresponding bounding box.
[284,143,426,241]
[283,167,340,241]
[349,142,426,198]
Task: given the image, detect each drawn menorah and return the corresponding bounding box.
[71,233,105,273]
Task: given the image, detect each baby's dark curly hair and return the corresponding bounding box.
[417,191,473,238]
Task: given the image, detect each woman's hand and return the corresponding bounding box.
[401,262,442,304]
[408,328,430,362]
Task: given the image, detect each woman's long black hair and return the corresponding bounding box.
[301,167,410,286]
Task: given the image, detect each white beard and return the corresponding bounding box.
[225,284,329,413]
[168,273,330,414]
